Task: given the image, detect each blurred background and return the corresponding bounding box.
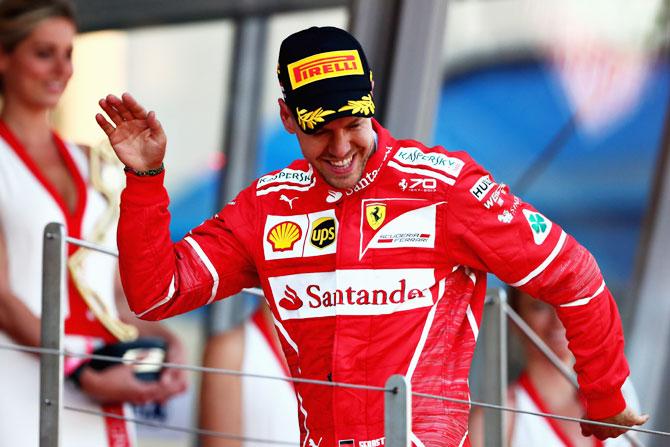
[51,0,669,445]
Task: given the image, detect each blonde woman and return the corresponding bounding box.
[0,1,186,445]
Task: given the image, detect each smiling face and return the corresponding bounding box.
[0,16,75,111]
[279,98,376,190]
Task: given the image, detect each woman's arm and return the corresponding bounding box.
[0,224,41,348]
[199,325,245,447]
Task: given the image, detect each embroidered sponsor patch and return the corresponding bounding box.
[268,268,435,320]
[288,50,364,90]
[498,196,521,224]
[344,147,393,197]
[365,203,386,230]
[470,175,496,201]
[398,177,437,192]
[263,210,337,260]
[359,198,440,258]
[257,166,315,196]
[359,437,385,447]
[326,190,343,203]
[266,221,302,252]
[310,217,336,249]
[393,147,465,178]
[482,184,506,209]
[522,209,552,245]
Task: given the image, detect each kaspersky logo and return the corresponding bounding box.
[288,50,364,90]
[268,269,435,320]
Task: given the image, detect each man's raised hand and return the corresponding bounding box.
[96,93,166,171]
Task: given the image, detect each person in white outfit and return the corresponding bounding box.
[469,288,640,447]
[0,1,187,446]
[199,302,299,447]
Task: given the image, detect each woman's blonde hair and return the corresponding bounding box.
[0,0,76,53]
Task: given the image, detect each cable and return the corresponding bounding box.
[0,342,390,393]
[502,301,644,447]
[64,405,299,445]
[63,235,118,257]
[3,341,665,440]
[412,391,666,438]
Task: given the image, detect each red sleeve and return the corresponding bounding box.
[446,153,628,420]
[117,171,260,321]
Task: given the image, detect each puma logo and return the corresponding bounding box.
[308,438,323,447]
[280,194,298,209]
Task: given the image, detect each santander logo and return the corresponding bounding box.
[268,269,436,319]
[279,285,304,311]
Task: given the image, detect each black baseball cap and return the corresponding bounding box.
[277,26,375,134]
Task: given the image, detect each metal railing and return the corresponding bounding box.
[26,221,670,446]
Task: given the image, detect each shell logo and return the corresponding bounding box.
[267,221,302,252]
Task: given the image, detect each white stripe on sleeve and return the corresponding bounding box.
[559,280,606,307]
[137,275,176,318]
[185,236,220,304]
[510,230,567,287]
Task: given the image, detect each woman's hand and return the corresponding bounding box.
[96,93,166,171]
[78,363,166,405]
[158,338,189,402]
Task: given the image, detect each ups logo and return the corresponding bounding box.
[310,217,336,249]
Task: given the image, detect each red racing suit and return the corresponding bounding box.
[118,119,628,447]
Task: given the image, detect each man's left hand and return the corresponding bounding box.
[581,407,650,440]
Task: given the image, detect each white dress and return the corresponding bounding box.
[0,124,136,447]
[241,308,300,446]
[511,373,639,447]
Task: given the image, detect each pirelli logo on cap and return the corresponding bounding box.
[288,50,364,90]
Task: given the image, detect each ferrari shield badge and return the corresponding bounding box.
[365,203,386,230]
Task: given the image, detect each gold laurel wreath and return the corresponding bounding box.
[67,141,139,342]
[296,107,336,131]
[338,94,375,115]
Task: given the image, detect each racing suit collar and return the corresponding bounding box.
[306,118,396,196]
[336,118,395,195]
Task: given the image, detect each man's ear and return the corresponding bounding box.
[278,98,297,135]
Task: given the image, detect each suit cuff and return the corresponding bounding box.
[122,170,168,206]
[585,389,626,420]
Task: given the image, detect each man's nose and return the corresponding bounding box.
[329,130,350,157]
